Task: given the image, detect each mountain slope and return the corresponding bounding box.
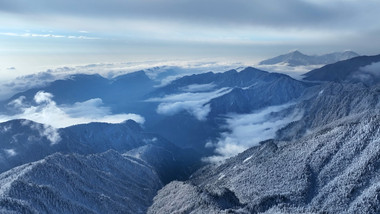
[150,67,271,96]
[0,119,199,183]
[146,67,311,151]
[0,119,148,173]
[259,50,359,66]
[0,150,162,214]
[149,111,380,213]
[303,54,380,83]
[125,143,201,184]
[277,82,380,141]
[208,73,309,116]
[149,73,380,213]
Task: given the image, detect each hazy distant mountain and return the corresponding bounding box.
[259,50,359,66]
[303,54,380,84]
[150,67,275,97]
[207,68,310,116]
[1,71,156,114]
[0,150,162,214]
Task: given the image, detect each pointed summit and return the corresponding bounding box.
[289,50,303,55]
[259,51,360,66]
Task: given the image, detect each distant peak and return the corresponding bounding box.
[289,50,305,56]
[343,50,359,55]
[259,50,360,66]
[241,66,268,74]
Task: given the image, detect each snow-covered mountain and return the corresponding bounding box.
[2,54,380,213]
[1,66,311,157]
[0,119,199,183]
[149,110,380,214]
[0,119,200,213]
[148,55,380,213]
[277,82,380,141]
[0,150,162,214]
[259,50,359,66]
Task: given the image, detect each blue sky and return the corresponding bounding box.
[1,0,380,79]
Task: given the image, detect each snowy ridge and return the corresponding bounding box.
[0,150,162,214]
[0,160,44,197]
[149,112,380,213]
[277,82,380,141]
[0,119,171,174]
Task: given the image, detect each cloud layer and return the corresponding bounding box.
[148,88,232,120]
[1,0,378,31]
[1,0,379,68]
[360,62,380,77]
[0,32,98,40]
[350,62,380,83]
[0,91,144,128]
[204,104,303,162]
[0,60,243,100]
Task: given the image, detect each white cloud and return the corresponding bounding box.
[360,62,380,77]
[34,91,53,104]
[8,96,26,108]
[350,62,380,83]
[0,32,98,40]
[255,63,323,80]
[180,83,216,92]
[0,91,144,128]
[0,60,244,101]
[29,122,61,145]
[0,124,11,133]
[148,88,232,120]
[204,104,303,163]
[3,149,17,157]
[0,71,60,101]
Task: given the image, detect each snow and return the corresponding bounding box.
[3,149,16,157]
[0,160,43,196]
[218,174,225,180]
[0,151,162,213]
[243,155,253,163]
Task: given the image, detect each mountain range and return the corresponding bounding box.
[1,53,380,213]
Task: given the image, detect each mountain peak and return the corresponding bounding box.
[289,50,304,55]
[259,51,360,66]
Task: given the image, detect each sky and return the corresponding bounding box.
[1,0,380,79]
